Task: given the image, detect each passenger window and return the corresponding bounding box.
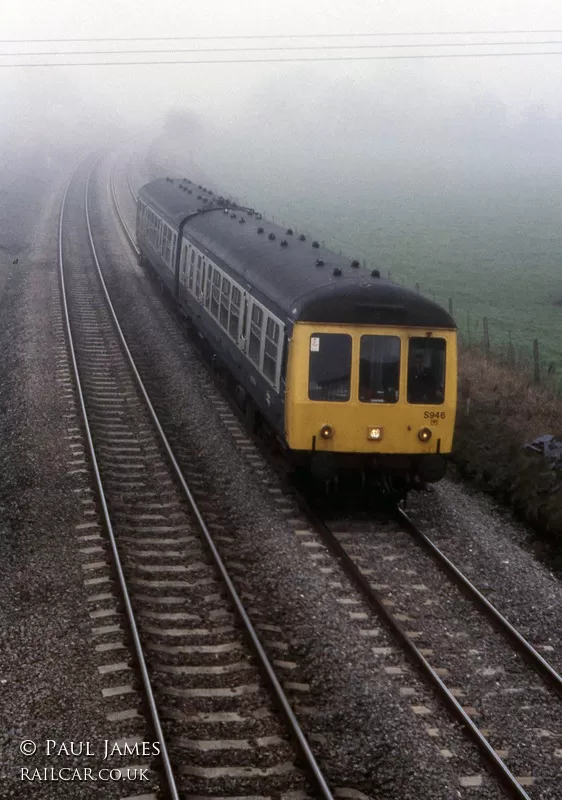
[211,270,221,318]
[249,304,263,366]
[180,244,187,281]
[359,336,400,403]
[229,286,241,339]
[263,317,280,384]
[204,264,212,309]
[407,338,446,405]
[220,277,231,329]
[195,257,203,299]
[309,333,352,402]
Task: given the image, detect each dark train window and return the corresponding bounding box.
[220,277,231,329]
[211,270,221,318]
[229,286,241,339]
[195,257,202,299]
[249,304,264,366]
[309,333,352,402]
[188,257,195,292]
[263,317,280,383]
[204,264,212,309]
[407,337,446,404]
[359,336,400,403]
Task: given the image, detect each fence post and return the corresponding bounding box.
[533,339,540,384]
[483,317,490,359]
[415,282,420,293]
[448,297,453,316]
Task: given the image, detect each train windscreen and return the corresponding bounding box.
[359,335,400,403]
[308,333,352,402]
[407,338,446,404]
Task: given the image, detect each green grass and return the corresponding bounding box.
[184,147,562,382]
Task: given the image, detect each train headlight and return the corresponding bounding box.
[319,424,334,440]
[367,427,383,441]
[418,426,432,442]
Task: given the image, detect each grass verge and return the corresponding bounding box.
[454,346,562,570]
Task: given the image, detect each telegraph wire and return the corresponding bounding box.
[2,30,562,43]
[2,40,562,57]
[1,51,562,68]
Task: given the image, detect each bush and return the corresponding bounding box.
[454,347,562,568]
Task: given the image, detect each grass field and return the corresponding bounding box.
[191,149,562,383]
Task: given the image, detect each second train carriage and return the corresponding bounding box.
[136,177,457,490]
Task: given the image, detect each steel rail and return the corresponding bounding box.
[109,166,139,255]
[397,506,562,697]
[59,161,180,800]
[125,161,139,202]
[93,158,334,800]
[295,499,533,800]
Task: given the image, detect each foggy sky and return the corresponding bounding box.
[2,2,562,176]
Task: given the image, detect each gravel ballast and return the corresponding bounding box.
[0,157,155,799]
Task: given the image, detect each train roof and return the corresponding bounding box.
[184,209,455,328]
[140,178,456,328]
[138,177,220,225]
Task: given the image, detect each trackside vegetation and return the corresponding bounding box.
[453,347,562,570]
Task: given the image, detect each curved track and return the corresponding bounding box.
[60,157,334,800]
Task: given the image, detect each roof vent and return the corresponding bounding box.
[239,217,246,224]
[268,232,276,241]
[316,259,325,267]
[312,240,320,248]
[257,227,264,234]
[351,259,360,268]
[280,239,288,247]
[255,212,263,220]
[230,213,237,219]
[333,267,342,277]
[298,234,306,241]
[371,269,380,278]
[286,228,294,235]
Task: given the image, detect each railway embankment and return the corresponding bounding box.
[454,347,562,569]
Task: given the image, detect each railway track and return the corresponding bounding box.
[300,507,562,800]
[113,156,561,798]
[60,157,333,799]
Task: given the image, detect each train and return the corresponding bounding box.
[136,176,457,493]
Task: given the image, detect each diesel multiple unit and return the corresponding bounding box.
[136,177,457,491]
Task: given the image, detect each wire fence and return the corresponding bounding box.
[397,278,562,395]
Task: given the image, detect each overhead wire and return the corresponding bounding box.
[2,40,562,57]
[2,29,562,42]
[0,51,561,68]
